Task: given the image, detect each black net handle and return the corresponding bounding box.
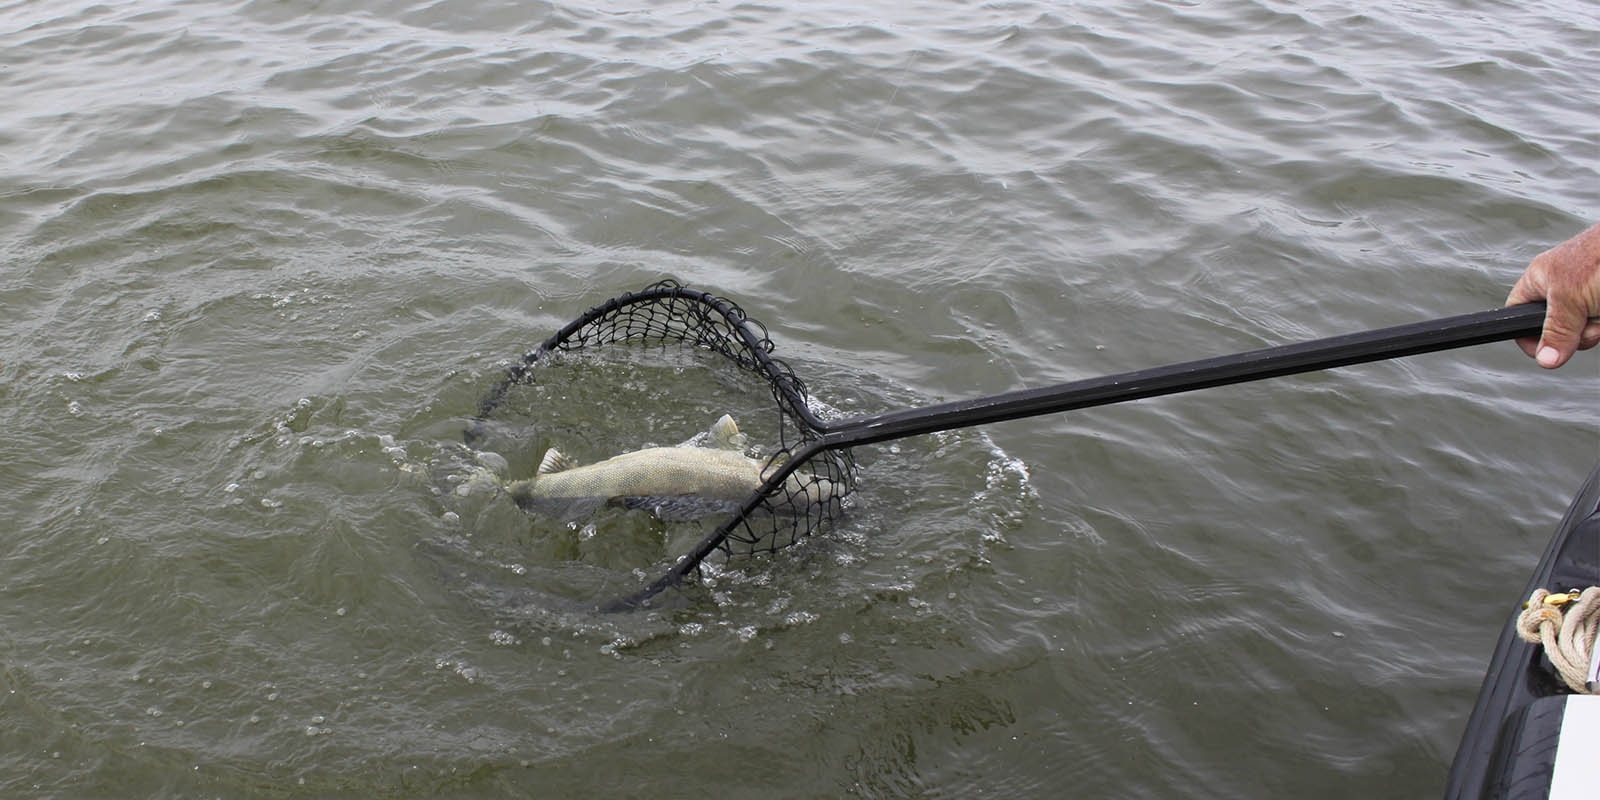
[826,302,1548,446]
[603,301,1548,610]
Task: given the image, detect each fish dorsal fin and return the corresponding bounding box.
[537,448,573,475]
[709,414,746,450]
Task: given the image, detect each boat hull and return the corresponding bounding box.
[1444,461,1600,799]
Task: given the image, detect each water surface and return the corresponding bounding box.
[2,0,1597,797]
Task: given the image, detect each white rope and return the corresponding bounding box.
[1516,586,1600,694]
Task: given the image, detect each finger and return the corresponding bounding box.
[1506,280,1540,307]
[1514,335,1540,358]
[1579,320,1600,352]
[1506,262,1548,306]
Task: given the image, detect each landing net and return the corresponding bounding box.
[472,280,856,573]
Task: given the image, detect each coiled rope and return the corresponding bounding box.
[1516,586,1600,694]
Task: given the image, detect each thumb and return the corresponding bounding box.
[1534,296,1585,368]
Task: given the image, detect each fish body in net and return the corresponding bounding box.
[505,415,836,521]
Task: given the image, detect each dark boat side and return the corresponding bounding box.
[1444,460,1600,799]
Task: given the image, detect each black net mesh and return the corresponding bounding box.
[473,280,856,577]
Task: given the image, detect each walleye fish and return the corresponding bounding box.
[505,415,835,521]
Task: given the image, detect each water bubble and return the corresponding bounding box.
[260,498,282,509]
[489,630,519,646]
[223,483,240,494]
[441,511,460,524]
[67,400,84,416]
[335,607,347,617]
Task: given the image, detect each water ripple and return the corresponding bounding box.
[2,0,1597,796]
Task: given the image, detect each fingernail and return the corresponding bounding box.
[1537,346,1560,367]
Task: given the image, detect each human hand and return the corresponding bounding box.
[1506,221,1600,369]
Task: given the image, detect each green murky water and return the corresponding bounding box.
[3,1,1597,796]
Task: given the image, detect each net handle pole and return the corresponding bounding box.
[822,303,1547,448]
